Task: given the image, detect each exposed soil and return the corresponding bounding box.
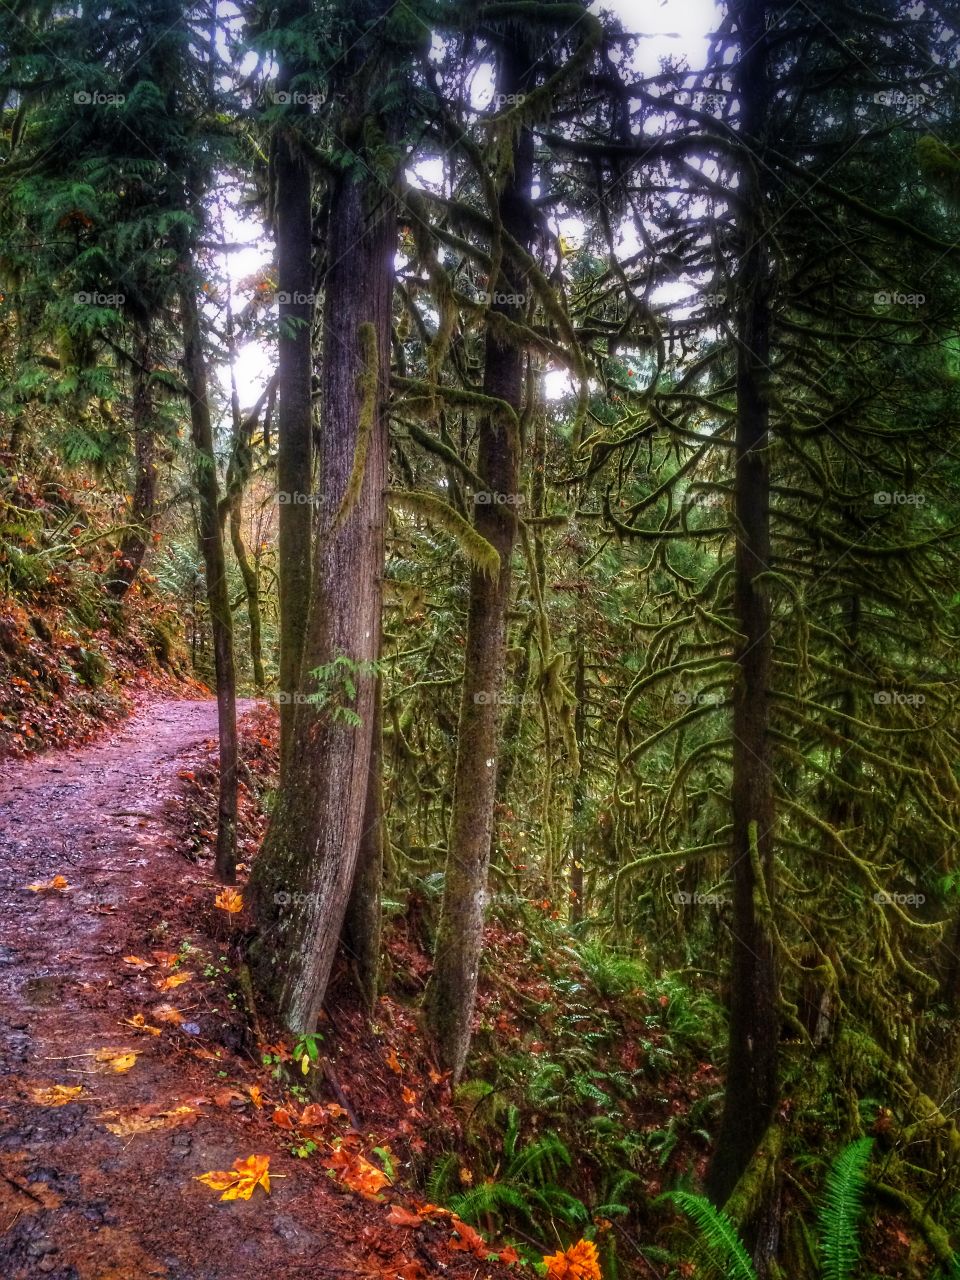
[0,698,516,1280]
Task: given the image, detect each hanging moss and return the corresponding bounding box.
[387,489,500,578]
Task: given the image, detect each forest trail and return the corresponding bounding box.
[0,697,285,1280]
[0,698,520,1280]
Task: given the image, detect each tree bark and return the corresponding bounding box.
[250,139,396,1031]
[274,0,315,768]
[423,32,536,1082]
[179,267,239,884]
[340,676,385,1010]
[705,0,779,1213]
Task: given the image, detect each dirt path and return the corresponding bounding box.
[0,698,518,1280]
[0,699,348,1280]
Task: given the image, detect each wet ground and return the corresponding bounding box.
[0,699,510,1279]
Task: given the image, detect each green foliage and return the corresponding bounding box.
[307,656,384,727]
[660,1190,757,1280]
[818,1139,874,1280]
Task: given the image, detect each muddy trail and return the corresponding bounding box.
[0,699,511,1280]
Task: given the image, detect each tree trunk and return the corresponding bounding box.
[108,330,157,599]
[423,33,535,1082]
[179,268,239,884]
[250,151,396,1032]
[706,0,779,1214]
[274,0,315,769]
[570,637,587,924]
[340,677,385,1010]
[229,488,266,691]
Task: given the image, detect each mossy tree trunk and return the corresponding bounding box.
[340,676,385,1010]
[705,0,780,1215]
[249,29,398,1028]
[179,267,239,884]
[423,32,536,1082]
[274,0,315,768]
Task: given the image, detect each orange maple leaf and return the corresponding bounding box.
[543,1239,601,1280]
[386,1204,423,1228]
[196,1154,270,1201]
[450,1218,489,1259]
[155,971,193,991]
[26,875,69,893]
[215,887,243,914]
[326,1147,391,1198]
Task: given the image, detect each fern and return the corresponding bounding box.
[818,1138,873,1280]
[660,1190,758,1280]
[425,1153,458,1204]
[449,1180,531,1223]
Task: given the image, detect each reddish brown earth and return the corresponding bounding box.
[0,698,517,1280]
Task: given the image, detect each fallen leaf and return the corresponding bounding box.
[386,1204,423,1228]
[122,956,154,969]
[122,1014,162,1036]
[26,875,69,893]
[151,950,178,967]
[326,1147,391,1198]
[450,1218,489,1259]
[196,1153,270,1201]
[272,1107,295,1130]
[27,1083,83,1106]
[156,971,193,991]
[153,1003,184,1024]
[543,1239,601,1280]
[102,1105,195,1136]
[384,1047,402,1074]
[211,1087,246,1107]
[95,1049,139,1073]
[248,1085,264,1108]
[499,1244,521,1264]
[214,887,243,914]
